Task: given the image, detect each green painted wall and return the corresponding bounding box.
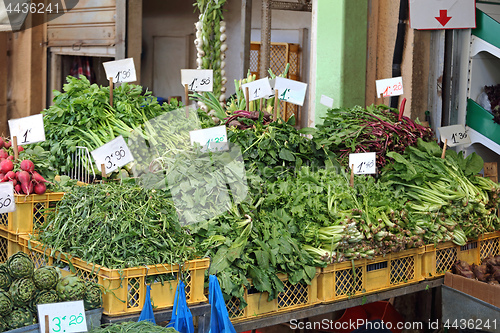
[314,0,368,125]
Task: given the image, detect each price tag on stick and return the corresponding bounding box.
[242,78,273,102]
[274,77,308,106]
[376,77,404,97]
[0,183,15,214]
[8,114,46,145]
[103,58,137,84]
[38,300,87,333]
[349,152,377,175]
[91,136,134,174]
[437,124,471,147]
[181,69,214,92]
[190,125,228,153]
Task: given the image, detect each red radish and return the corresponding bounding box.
[14,184,21,194]
[31,171,52,184]
[20,160,35,173]
[6,156,13,161]
[10,179,17,186]
[20,181,33,195]
[0,159,14,174]
[17,170,31,187]
[0,138,4,148]
[0,150,8,159]
[0,173,4,180]
[4,141,11,149]
[4,171,16,181]
[34,182,46,195]
[18,146,24,152]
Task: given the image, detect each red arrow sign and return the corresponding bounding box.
[435,9,452,26]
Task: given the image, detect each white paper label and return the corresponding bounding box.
[274,77,308,106]
[91,136,134,174]
[409,0,476,30]
[349,152,377,175]
[8,114,46,145]
[181,69,214,92]
[190,125,227,153]
[242,78,274,102]
[0,183,15,213]
[438,124,471,147]
[320,95,334,108]
[103,58,137,83]
[37,301,87,333]
[376,77,404,98]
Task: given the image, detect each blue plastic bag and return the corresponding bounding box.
[167,280,194,333]
[208,275,236,333]
[138,284,156,324]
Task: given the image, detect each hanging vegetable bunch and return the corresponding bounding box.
[194,0,228,111]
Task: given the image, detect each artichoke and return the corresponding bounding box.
[7,252,34,279]
[0,290,13,317]
[56,275,85,302]
[33,266,61,290]
[84,282,103,310]
[0,264,12,291]
[0,318,6,332]
[29,290,59,313]
[3,307,35,330]
[9,278,36,307]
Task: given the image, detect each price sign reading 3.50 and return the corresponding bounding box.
[0,183,16,214]
[349,152,377,175]
[91,136,134,174]
[181,69,214,92]
[38,300,87,333]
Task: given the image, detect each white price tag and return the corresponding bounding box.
[349,152,377,175]
[181,69,214,92]
[274,77,308,106]
[8,114,46,145]
[242,78,273,101]
[103,58,137,83]
[38,301,87,333]
[91,136,134,174]
[320,95,334,108]
[376,77,404,97]
[190,125,227,153]
[0,183,15,214]
[438,124,471,147]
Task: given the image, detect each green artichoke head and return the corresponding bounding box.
[56,275,86,302]
[0,264,12,291]
[3,307,35,330]
[84,282,103,311]
[30,289,59,314]
[7,252,34,279]
[9,278,36,307]
[0,290,13,317]
[0,318,7,332]
[33,266,62,290]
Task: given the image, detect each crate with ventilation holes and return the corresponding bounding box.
[317,247,425,304]
[17,236,209,316]
[0,228,23,263]
[225,269,320,323]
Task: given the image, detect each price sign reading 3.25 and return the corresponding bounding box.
[8,114,46,145]
[103,58,137,84]
[91,136,134,174]
[349,152,377,175]
[181,69,214,92]
[437,124,471,147]
[376,76,404,97]
[38,300,87,333]
[0,183,15,214]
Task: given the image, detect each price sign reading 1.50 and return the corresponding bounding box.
[349,152,377,175]
[37,300,88,333]
[0,183,16,214]
[103,58,137,84]
[181,69,214,92]
[91,136,134,174]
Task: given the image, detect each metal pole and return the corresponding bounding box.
[241,0,253,78]
[260,0,272,79]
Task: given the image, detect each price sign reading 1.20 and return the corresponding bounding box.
[438,124,471,147]
[376,76,404,97]
[8,114,46,145]
[181,69,214,92]
[103,58,137,84]
[91,136,134,174]
[0,183,16,214]
[349,152,377,175]
[190,125,228,153]
[38,300,87,333]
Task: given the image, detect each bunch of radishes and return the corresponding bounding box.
[0,138,50,195]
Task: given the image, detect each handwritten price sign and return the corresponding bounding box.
[349,152,377,175]
[0,183,15,214]
[274,77,308,106]
[190,125,228,153]
[241,78,273,101]
[376,76,404,97]
[181,69,214,92]
[438,124,471,147]
[91,136,134,174]
[8,114,46,145]
[38,301,87,333]
[103,58,137,83]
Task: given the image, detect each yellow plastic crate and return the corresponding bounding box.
[17,236,209,316]
[0,229,22,263]
[318,247,424,304]
[226,269,320,323]
[422,231,500,280]
[0,192,64,235]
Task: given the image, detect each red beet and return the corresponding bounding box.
[20,160,35,173]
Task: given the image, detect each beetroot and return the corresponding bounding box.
[20,160,35,173]
[34,182,46,195]
[0,159,14,174]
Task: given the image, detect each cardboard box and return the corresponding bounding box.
[444,272,500,308]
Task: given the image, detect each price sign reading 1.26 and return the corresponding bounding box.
[349,152,377,175]
[181,69,214,92]
[376,76,404,97]
[274,77,308,106]
[438,124,471,147]
[38,300,87,333]
[0,183,16,214]
[241,78,273,101]
[103,58,137,84]
[91,136,134,174]
[8,114,46,145]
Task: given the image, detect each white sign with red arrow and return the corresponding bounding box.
[409,0,476,30]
